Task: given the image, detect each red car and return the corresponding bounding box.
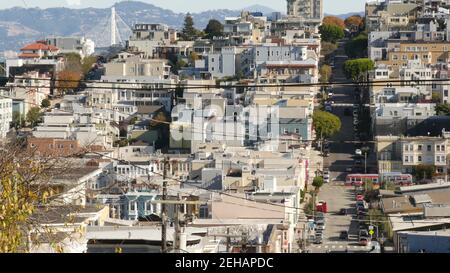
[356,195,364,201]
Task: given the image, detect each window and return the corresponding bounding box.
[146,202,152,211]
[436,156,441,163]
[295,128,300,134]
[418,156,422,162]
[427,145,432,151]
[404,156,409,162]
[130,202,136,211]
[418,145,422,151]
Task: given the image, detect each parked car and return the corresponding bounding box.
[323,170,330,183]
[314,236,323,244]
[359,236,369,246]
[356,194,364,201]
[339,208,347,215]
[339,231,349,240]
[355,149,362,156]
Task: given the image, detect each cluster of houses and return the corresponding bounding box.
[0,0,325,253]
[366,0,450,179]
[366,0,450,253]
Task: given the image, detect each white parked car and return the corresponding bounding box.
[355,149,362,156]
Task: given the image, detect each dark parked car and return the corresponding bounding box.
[339,231,349,240]
[339,208,347,215]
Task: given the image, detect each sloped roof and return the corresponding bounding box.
[21,42,59,52]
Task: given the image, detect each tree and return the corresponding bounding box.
[323,16,345,29]
[0,141,70,252]
[345,32,368,58]
[181,13,198,41]
[56,70,81,96]
[189,52,200,65]
[343,58,374,82]
[12,111,25,129]
[345,15,364,32]
[81,56,98,76]
[313,110,342,139]
[321,42,338,59]
[312,176,324,191]
[204,19,224,39]
[319,24,345,44]
[26,107,42,127]
[319,65,332,83]
[63,53,82,73]
[436,103,450,116]
[412,165,436,181]
[41,99,51,108]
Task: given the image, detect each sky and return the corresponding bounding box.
[1,0,367,14]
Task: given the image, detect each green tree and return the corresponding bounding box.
[12,111,25,129]
[312,176,324,191]
[41,98,51,108]
[81,56,97,76]
[313,110,342,139]
[412,165,436,181]
[319,24,345,44]
[26,107,42,127]
[319,65,332,83]
[436,103,450,116]
[321,42,338,60]
[181,13,198,41]
[343,58,374,82]
[204,19,224,39]
[345,32,368,58]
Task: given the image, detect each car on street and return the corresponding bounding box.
[355,149,362,156]
[359,236,369,246]
[356,194,364,201]
[323,170,330,183]
[339,231,349,240]
[325,105,332,112]
[339,208,347,215]
[346,167,353,173]
[368,241,381,253]
[354,159,363,166]
[314,236,323,244]
[328,92,334,98]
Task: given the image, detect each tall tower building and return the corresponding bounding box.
[287,0,323,20]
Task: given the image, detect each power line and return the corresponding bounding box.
[3,75,450,90]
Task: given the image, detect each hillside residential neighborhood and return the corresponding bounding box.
[1,0,450,255]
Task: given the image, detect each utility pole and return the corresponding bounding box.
[226,227,231,253]
[174,194,181,252]
[161,157,169,253]
[364,151,367,174]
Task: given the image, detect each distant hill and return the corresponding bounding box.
[325,12,365,19]
[0,0,362,52]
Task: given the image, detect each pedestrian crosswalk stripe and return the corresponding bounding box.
[332,246,336,249]
[325,245,329,249]
[353,246,357,249]
[339,245,343,248]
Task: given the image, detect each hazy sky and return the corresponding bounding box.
[2,0,367,14]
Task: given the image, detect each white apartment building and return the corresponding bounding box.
[104,53,170,79]
[45,36,95,58]
[0,98,12,138]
